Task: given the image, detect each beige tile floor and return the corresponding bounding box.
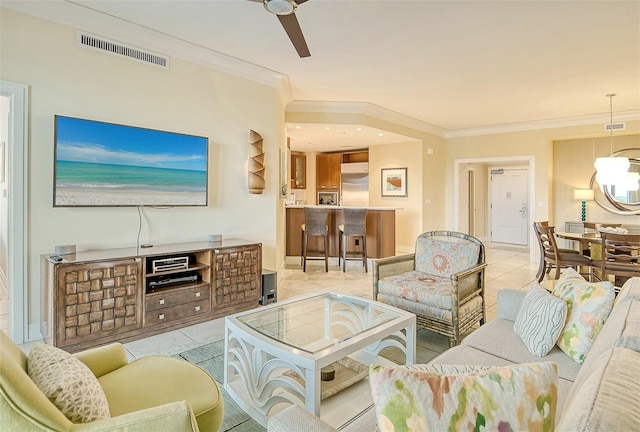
[13,242,538,360]
[117,241,538,360]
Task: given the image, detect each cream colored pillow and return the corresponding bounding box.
[28,344,111,423]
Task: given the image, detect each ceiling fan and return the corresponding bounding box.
[250,0,311,58]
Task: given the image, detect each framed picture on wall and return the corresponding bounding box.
[381,167,407,197]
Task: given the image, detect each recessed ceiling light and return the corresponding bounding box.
[378,133,384,137]
[356,127,362,132]
[325,127,331,131]
[295,125,301,129]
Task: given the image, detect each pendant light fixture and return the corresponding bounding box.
[594,93,630,186]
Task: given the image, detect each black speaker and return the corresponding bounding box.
[260,269,277,305]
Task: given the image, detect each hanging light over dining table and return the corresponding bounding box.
[594,93,630,186]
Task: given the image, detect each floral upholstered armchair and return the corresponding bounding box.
[373,231,487,347]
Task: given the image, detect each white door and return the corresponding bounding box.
[490,168,529,245]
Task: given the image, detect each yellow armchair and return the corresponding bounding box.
[0,331,223,431]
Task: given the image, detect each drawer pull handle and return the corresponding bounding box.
[159,313,165,320]
[195,306,201,312]
[195,292,201,297]
[159,299,165,305]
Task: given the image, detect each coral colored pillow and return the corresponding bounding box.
[28,344,111,423]
[552,268,615,363]
[369,362,557,432]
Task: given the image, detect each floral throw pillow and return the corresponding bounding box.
[369,362,557,432]
[28,344,111,423]
[514,283,568,356]
[552,268,615,363]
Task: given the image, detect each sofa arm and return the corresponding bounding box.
[373,253,415,298]
[268,405,337,432]
[497,289,526,321]
[73,343,129,378]
[70,401,198,432]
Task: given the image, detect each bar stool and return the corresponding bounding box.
[338,208,368,272]
[301,207,330,272]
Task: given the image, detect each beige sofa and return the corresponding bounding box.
[268,277,640,431]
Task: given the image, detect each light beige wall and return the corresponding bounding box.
[1,10,285,334]
[369,141,423,252]
[553,134,640,227]
[446,121,640,251]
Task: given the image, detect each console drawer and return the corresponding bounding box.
[145,298,211,326]
[145,284,211,312]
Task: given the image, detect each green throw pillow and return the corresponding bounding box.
[369,362,557,432]
[552,268,615,363]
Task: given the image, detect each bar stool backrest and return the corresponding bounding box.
[342,208,367,236]
[303,207,329,235]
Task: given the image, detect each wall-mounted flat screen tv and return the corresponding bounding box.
[54,115,209,207]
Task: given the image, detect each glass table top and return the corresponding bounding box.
[235,292,405,354]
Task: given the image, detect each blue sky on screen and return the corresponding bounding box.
[55,116,208,172]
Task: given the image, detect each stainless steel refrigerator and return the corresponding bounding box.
[340,162,369,206]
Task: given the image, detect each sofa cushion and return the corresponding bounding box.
[378,271,456,310]
[615,276,640,305]
[27,343,111,423]
[556,346,640,431]
[552,268,616,363]
[377,290,482,324]
[514,284,568,357]
[462,318,581,381]
[98,355,222,432]
[415,234,480,277]
[572,299,640,386]
[429,344,574,418]
[369,362,557,432]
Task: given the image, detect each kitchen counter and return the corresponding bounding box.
[285,207,396,259]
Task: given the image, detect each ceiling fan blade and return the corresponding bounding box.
[296,0,309,4]
[277,13,310,58]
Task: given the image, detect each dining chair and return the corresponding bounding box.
[581,222,622,256]
[301,207,330,272]
[533,221,579,281]
[594,232,640,288]
[533,223,591,282]
[338,208,368,272]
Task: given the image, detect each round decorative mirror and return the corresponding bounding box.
[590,148,640,215]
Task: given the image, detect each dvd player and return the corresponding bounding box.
[148,274,198,288]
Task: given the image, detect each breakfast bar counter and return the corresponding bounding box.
[285,206,396,259]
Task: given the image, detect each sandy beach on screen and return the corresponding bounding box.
[56,187,206,206]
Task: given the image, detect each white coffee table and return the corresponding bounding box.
[224,291,416,426]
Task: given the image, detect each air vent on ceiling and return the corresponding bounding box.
[605,122,625,132]
[77,31,169,70]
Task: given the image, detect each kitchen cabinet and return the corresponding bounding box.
[290,153,306,189]
[316,153,341,190]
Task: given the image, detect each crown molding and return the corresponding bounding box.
[445,110,640,138]
[3,1,292,104]
[286,101,448,137]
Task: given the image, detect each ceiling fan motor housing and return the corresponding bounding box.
[264,0,297,15]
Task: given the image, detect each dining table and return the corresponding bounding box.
[555,230,640,287]
[554,231,602,255]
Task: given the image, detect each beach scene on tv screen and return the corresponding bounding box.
[55,116,208,206]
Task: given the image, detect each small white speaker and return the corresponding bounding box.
[208,234,222,242]
[55,245,76,255]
